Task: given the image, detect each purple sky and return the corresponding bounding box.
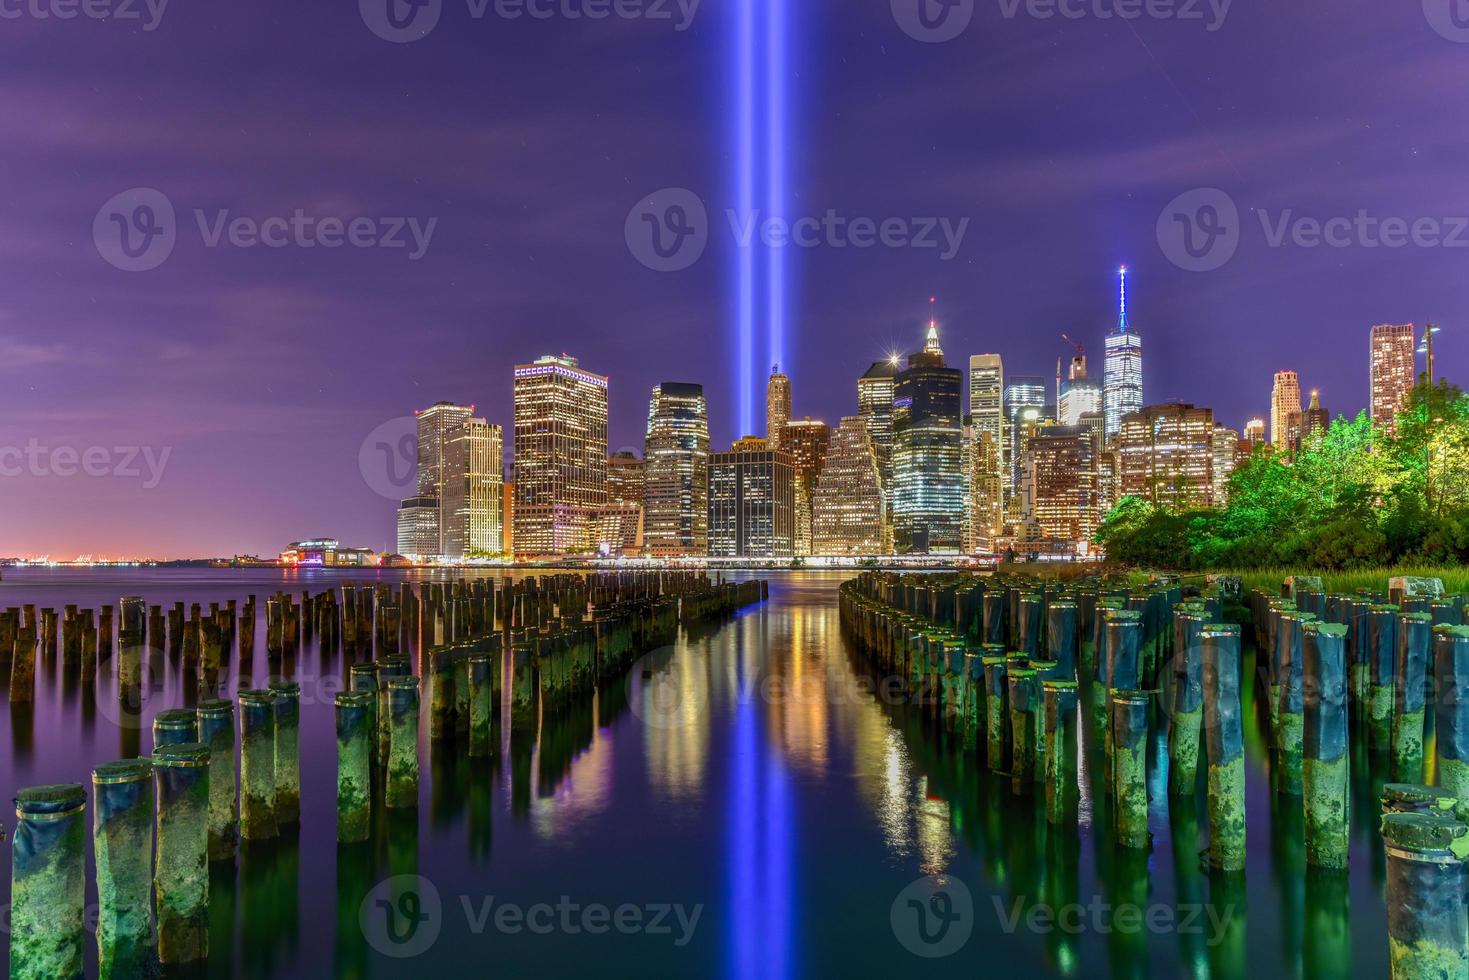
[1,0,1465,559]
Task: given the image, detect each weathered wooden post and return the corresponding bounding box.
[1393,612,1433,782]
[1043,679,1078,826]
[1433,625,1469,819]
[1380,812,1469,979]
[1276,610,1310,795]
[1008,666,1037,794]
[387,676,421,808]
[153,707,198,750]
[468,652,495,758]
[153,743,211,965]
[1111,690,1151,849]
[1202,624,1246,872]
[1302,622,1350,870]
[10,784,87,980]
[1369,604,1400,751]
[269,680,302,825]
[335,691,374,843]
[92,760,154,979]
[237,690,278,840]
[196,699,237,860]
[983,655,1009,772]
[1170,607,1207,795]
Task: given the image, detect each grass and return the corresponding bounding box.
[1219,566,1469,597]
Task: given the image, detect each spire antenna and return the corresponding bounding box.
[1118,265,1129,334]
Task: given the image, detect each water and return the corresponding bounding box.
[0,568,1390,978]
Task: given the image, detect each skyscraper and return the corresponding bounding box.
[892,322,964,554]
[1371,323,1418,435]
[1305,389,1329,441]
[1271,370,1303,451]
[966,429,1003,554]
[1059,354,1103,426]
[642,383,710,558]
[1117,403,1216,510]
[597,451,645,557]
[512,354,609,557]
[1003,376,1048,503]
[858,359,899,495]
[1212,426,1241,505]
[442,417,504,560]
[1103,266,1144,438]
[812,417,889,555]
[782,418,831,556]
[1026,425,1099,548]
[396,496,439,560]
[1243,418,1267,446]
[968,354,1005,513]
[414,401,472,558]
[766,367,792,451]
[708,437,795,558]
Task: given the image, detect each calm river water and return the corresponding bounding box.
[0,568,1390,978]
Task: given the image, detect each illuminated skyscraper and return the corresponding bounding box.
[1026,425,1098,548]
[396,496,439,560]
[597,451,645,557]
[1243,418,1267,446]
[766,368,792,451]
[966,429,1003,554]
[858,359,899,496]
[812,417,888,555]
[782,418,831,556]
[1117,403,1216,510]
[708,437,795,558]
[1271,370,1302,451]
[443,418,504,560]
[892,322,964,554]
[1059,354,1103,426]
[968,354,1005,513]
[1305,389,1329,441]
[1103,266,1144,438]
[643,383,710,558]
[1003,376,1048,503]
[1213,426,1241,505]
[1371,323,1418,434]
[512,354,609,557]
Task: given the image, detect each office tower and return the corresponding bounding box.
[412,401,472,558]
[598,451,645,557]
[708,437,795,558]
[966,429,1003,554]
[812,417,889,555]
[782,418,831,556]
[766,367,792,451]
[1213,426,1241,505]
[968,354,1005,514]
[1271,370,1303,451]
[1026,425,1099,549]
[1103,266,1144,438]
[1243,418,1267,446]
[642,383,710,558]
[442,418,504,560]
[501,484,514,555]
[512,353,609,557]
[1117,404,1216,511]
[892,322,965,554]
[1003,376,1048,502]
[1059,354,1104,426]
[396,496,439,560]
[1305,390,1329,441]
[1371,323,1418,434]
[858,358,899,494]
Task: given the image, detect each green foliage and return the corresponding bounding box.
[1096,380,1469,570]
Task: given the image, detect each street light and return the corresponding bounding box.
[1418,323,1445,512]
[1417,323,1443,383]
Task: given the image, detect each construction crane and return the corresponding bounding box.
[1061,334,1085,357]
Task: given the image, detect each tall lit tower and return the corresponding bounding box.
[1370,323,1418,434]
[766,367,792,451]
[643,383,710,558]
[858,357,899,496]
[892,319,964,554]
[1103,266,1144,438]
[512,354,609,557]
[1271,370,1303,451]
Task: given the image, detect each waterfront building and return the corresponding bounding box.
[443,418,504,560]
[1026,425,1098,550]
[783,418,831,556]
[812,417,889,555]
[1117,403,1216,510]
[513,354,609,557]
[396,496,439,560]
[1371,323,1418,434]
[766,368,792,451]
[891,323,965,554]
[597,451,645,556]
[280,539,377,567]
[1103,266,1144,438]
[643,383,710,558]
[858,359,899,498]
[708,437,795,558]
[1271,370,1303,452]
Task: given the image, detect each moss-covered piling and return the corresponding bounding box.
[92,760,154,978]
[1302,622,1350,870]
[1433,626,1469,821]
[1392,613,1432,782]
[269,680,302,825]
[1202,625,1247,872]
[335,692,374,843]
[1381,812,1469,980]
[1043,679,1078,826]
[1111,690,1151,849]
[387,676,421,809]
[237,690,278,840]
[11,783,88,980]
[153,743,211,965]
[196,699,237,860]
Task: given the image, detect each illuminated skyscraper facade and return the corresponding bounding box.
[966,429,1003,554]
[1117,403,1216,511]
[1271,370,1302,451]
[968,354,1005,513]
[512,354,609,557]
[396,496,439,560]
[1243,418,1267,446]
[766,368,792,451]
[1305,389,1329,441]
[1059,355,1103,426]
[643,383,710,558]
[443,418,504,559]
[1003,376,1048,504]
[1212,426,1241,505]
[597,451,646,557]
[1026,425,1098,546]
[782,418,831,556]
[1103,267,1143,438]
[858,359,899,497]
[892,323,964,554]
[708,437,795,558]
[1370,323,1418,434]
[812,417,888,555]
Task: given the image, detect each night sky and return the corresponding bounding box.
[1,0,1465,558]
